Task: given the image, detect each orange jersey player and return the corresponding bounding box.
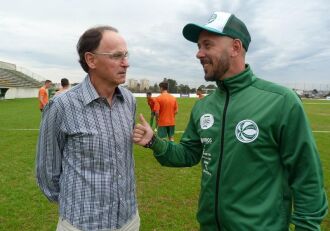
[154,82,178,141]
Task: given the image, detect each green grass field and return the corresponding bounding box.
[0,98,329,230]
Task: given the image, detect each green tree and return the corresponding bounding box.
[198,85,206,90]
[178,84,190,94]
[149,83,159,93]
[166,78,178,93]
[206,84,217,89]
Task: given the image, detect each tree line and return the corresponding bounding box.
[127,78,217,94]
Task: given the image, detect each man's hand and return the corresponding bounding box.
[133,114,154,146]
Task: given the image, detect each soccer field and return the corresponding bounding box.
[0,98,329,230]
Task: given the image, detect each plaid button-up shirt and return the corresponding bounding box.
[36,76,137,231]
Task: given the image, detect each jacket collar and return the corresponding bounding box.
[216,64,256,94]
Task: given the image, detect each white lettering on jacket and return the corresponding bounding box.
[201,137,213,144]
[202,150,212,176]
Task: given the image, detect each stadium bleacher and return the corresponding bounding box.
[0,68,42,88]
[0,61,45,99]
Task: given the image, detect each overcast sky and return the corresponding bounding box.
[1,0,329,90]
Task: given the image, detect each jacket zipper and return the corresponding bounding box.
[215,82,230,231]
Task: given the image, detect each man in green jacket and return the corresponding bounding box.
[133,11,328,230]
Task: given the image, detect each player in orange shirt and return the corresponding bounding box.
[38,80,52,111]
[146,92,158,128]
[154,82,178,141]
[196,88,204,99]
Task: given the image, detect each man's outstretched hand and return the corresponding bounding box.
[133,114,154,146]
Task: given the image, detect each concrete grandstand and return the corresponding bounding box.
[0,60,44,99]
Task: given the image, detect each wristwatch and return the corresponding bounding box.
[143,134,156,148]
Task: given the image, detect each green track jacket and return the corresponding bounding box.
[150,65,328,231]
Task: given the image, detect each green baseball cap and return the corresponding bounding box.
[182,11,251,51]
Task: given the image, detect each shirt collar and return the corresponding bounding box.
[80,75,124,106]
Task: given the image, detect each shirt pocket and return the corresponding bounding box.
[66,131,101,157]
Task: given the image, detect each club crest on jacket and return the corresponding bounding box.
[200,114,214,130]
[235,119,259,143]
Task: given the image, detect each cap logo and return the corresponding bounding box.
[235,120,259,143]
[208,13,217,23]
[200,114,214,130]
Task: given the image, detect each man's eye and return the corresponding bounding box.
[204,43,211,49]
[112,53,122,58]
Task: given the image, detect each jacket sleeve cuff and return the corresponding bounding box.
[150,136,168,155]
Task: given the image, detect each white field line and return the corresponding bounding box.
[0,128,39,131]
[174,130,330,134]
[1,129,330,133]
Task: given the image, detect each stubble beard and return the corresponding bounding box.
[203,53,230,82]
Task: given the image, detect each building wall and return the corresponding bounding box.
[132,93,199,98]
[5,87,39,99]
[140,79,150,90]
[2,89,199,99]
[128,79,138,89]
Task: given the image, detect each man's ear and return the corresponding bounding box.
[85,52,97,70]
[231,39,243,57]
